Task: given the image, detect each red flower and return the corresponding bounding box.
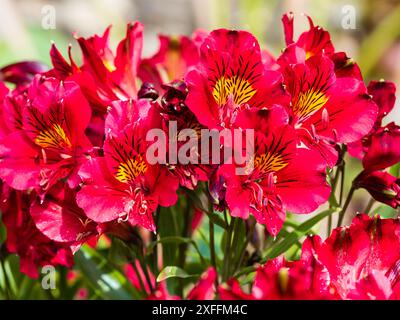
[139,34,201,91]
[355,171,400,208]
[318,214,400,299]
[30,183,100,248]
[348,80,397,160]
[0,186,73,278]
[76,100,179,232]
[220,237,336,300]
[361,123,400,172]
[278,13,378,166]
[49,22,143,112]
[0,61,48,87]
[185,29,289,129]
[218,106,330,236]
[220,214,400,300]
[0,76,92,195]
[368,80,397,127]
[157,82,211,189]
[187,267,217,300]
[218,279,254,300]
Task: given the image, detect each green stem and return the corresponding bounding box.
[337,185,356,227]
[209,217,218,288]
[228,218,242,276]
[0,258,11,300]
[130,261,147,294]
[328,166,341,235]
[222,218,235,281]
[339,164,346,206]
[152,210,160,276]
[365,198,375,215]
[137,251,154,292]
[234,219,255,275]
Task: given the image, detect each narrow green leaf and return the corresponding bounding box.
[75,246,141,300]
[389,163,400,177]
[265,208,339,260]
[0,213,6,245]
[156,266,197,282]
[148,236,207,266]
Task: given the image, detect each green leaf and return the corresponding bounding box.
[357,4,400,77]
[156,266,197,282]
[375,204,398,218]
[389,163,400,177]
[265,208,339,260]
[184,188,227,229]
[108,237,139,265]
[75,246,141,300]
[0,213,6,245]
[148,236,207,266]
[205,211,227,229]
[158,205,184,266]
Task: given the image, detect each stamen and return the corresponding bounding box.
[115,155,147,183]
[212,76,256,106]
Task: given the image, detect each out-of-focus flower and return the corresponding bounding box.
[0,61,48,87]
[220,237,336,300]
[139,34,201,91]
[49,22,144,112]
[0,186,74,278]
[318,214,400,299]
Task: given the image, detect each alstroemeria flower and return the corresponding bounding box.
[49,22,143,113]
[220,214,400,300]
[185,28,289,129]
[348,80,397,160]
[361,123,400,172]
[219,237,336,300]
[356,171,400,209]
[352,124,400,208]
[218,106,330,236]
[317,214,400,299]
[0,61,48,87]
[30,183,100,249]
[0,76,92,195]
[156,81,211,189]
[278,14,378,166]
[76,100,179,232]
[139,34,201,91]
[0,186,73,278]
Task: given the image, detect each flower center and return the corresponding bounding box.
[35,123,71,149]
[293,89,329,121]
[115,155,147,183]
[254,152,288,174]
[212,76,256,106]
